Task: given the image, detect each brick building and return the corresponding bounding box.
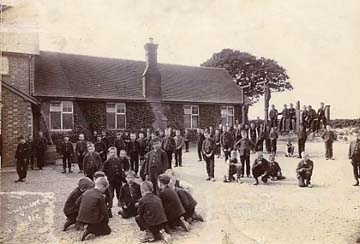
[1,3,246,167]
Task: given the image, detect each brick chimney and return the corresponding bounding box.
[142,38,161,102]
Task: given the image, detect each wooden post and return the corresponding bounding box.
[264,83,270,126]
[326,105,331,125]
[296,100,301,133]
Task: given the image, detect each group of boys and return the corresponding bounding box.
[62,150,203,243]
[269,102,328,133]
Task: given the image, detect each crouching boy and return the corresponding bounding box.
[268,154,285,181]
[158,174,190,232]
[224,150,242,183]
[252,152,270,185]
[63,177,94,231]
[118,170,141,219]
[296,152,314,188]
[77,177,111,241]
[135,181,172,243]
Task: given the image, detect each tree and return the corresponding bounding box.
[201,49,292,104]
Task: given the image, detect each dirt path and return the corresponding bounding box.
[1,141,359,244]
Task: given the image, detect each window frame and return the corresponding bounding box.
[49,101,74,132]
[184,105,199,129]
[221,106,235,126]
[106,103,126,130]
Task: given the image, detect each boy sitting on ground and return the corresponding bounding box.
[224,150,243,184]
[118,170,141,219]
[252,152,270,185]
[63,177,94,231]
[158,174,191,232]
[164,169,193,194]
[268,154,286,181]
[135,181,172,243]
[296,152,314,188]
[93,171,113,218]
[285,139,295,157]
[77,177,111,241]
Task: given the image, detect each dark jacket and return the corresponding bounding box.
[349,140,360,161]
[34,137,47,155]
[162,136,176,152]
[119,157,130,172]
[138,192,167,226]
[322,130,337,143]
[143,149,169,177]
[221,132,234,149]
[158,186,185,222]
[26,139,36,157]
[252,158,270,177]
[127,140,140,156]
[269,161,282,177]
[137,138,147,157]
[76,188,108,224]
[114,137,126,155]
[63,187,83,217]
[269,109,278,120]
[94,141,106,154]
[60,141,74,156]
[234,138,255,156]
[75,141,88,156]
[196,133,205,147]
[102,157,124,184]
[83,152,102,175]
[297,130,307,141]
[202,138,215,158]
[119,182,141,208]
[15,143,29,160]
[175,187,197,212]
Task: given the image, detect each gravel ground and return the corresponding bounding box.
[1,141,360,244]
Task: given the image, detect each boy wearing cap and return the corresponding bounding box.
[77,177,111,241]
[136,181,171,243]
[75,134,88,173]
[118,170,141,219]
[296,152,314,188]
[102,147,125,215]
[83,143,102,180]
[252,152,270,185]
[60,136,74,173]
[158,174,190,232]
[143,137,169,194]
[15,135,29,183]
[202,131,216,182]
[63,177,94,231]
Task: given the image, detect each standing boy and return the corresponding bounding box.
[95,135,107,162]
[26,135,36,170]
[249,123,257,152]
[60,136,74,173]
[221,126,234,161]
[137,132,147,169]
[34,131,47,170]
[214,129,221,158]
[234,130,255,178]
[202,131,216,182]
[83,143,102,180]
[143,137,169,194]
[269,127,279,155]
[297,125,307,158]
[196,129,205,162]
[102,147,124,216]
[135,181,171,243]
[127,133,140,174]
[317,102,327,130]
[348,133,360,186]
[322,125,337,160]
[15,136,29,183]
[184,129,190,152]
[269,104,278,128]
[296,152,314,188]
[77,177,111,241]
[114,132,126,157]
[162,128,176,168]
[118,149,130,172]
[174,130,184,167]
[75,134,88,173]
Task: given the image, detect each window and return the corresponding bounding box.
[221,106,234,126]
[106,103,126,129]
[50,101,73,131]
[184,105,199,129]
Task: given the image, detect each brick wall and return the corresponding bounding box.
[2,87,33,166]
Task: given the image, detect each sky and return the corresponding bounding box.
[28,0,360,119]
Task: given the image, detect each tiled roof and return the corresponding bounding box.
[34,51,243,104]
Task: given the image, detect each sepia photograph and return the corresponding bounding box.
[1,0,360,243]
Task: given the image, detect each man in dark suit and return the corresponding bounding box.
[34,131,47,170]
[63,177,94,231]
[118,170,141,219]
[202,131,216,182]
[158,174,190,231]
[75,134,88,173]
[349,133,360,186]
[15,135,29,183]
[60,136,74,173]
[269,104,278,128]
[162,128,176,168]
[322,125,337,160]
[143,137,169,194]
[296,152,314,188]
[135,181,171,243]
[77,177,111,241]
